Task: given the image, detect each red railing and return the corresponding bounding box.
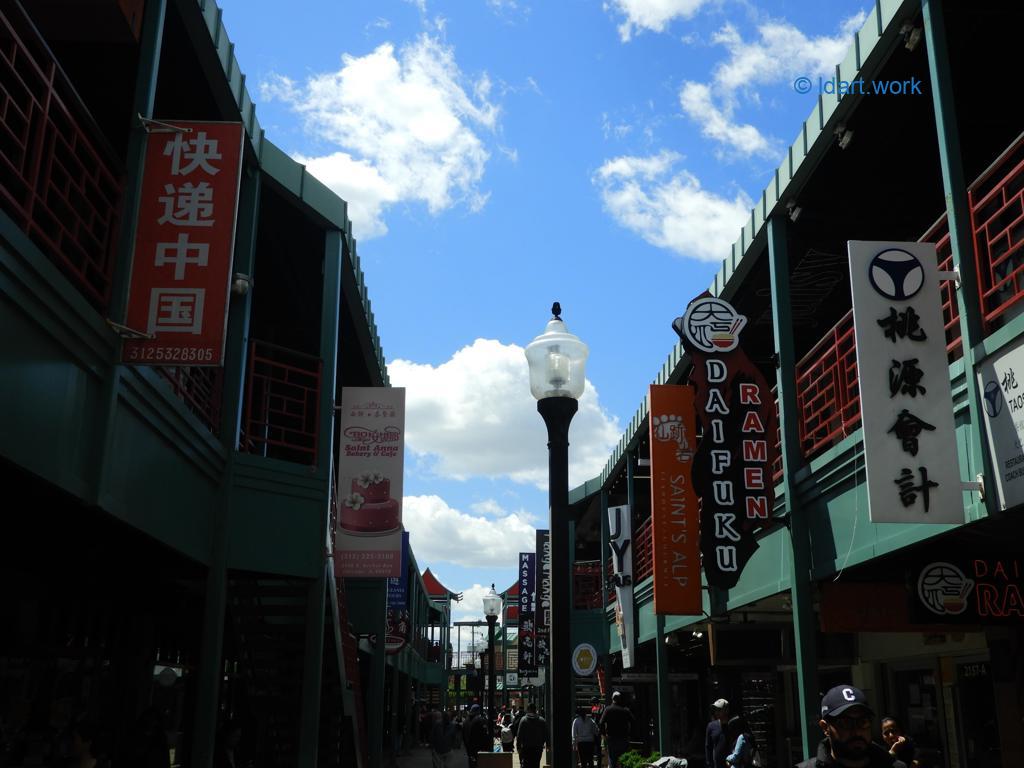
[241,340,322,465]
[573,560,604,610]
[157,366,223,435]
[794,310,861,458]
[632,517,653,584]
[789,216,964,462]
[0,4,123,310]
[969,131,1024,330]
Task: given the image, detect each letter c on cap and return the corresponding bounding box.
[842,688,856,702]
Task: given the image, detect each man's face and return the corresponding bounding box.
[819,706,872,765]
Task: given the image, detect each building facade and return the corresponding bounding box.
[0,1,445,766]
[568,1,1024,766]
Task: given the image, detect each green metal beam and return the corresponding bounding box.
[367,580,388,767]
[921,0,995,517]
[94,0,167,505]
[298,564,327,766]
[219,167,260,441]
[767,216,820,760]
[654,614,671,754]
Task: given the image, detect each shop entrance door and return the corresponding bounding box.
[889,663,947,768]
[952,659,1001,768]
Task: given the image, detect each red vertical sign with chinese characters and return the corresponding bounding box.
[123,122,244,366]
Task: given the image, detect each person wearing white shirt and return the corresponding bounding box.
[572,708,601,768]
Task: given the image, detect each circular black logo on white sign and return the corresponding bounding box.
[984,380,1003,418]
[868,248,924,300]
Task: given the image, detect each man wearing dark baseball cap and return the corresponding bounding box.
[795,685,906,768]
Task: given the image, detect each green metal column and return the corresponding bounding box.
[921,0,996,518]
[296,229,343,765]
[298,564,328,767]
[220,167,261,440]
[655,614,671,754]
[625,450,637,674]
[389,665,402,765]
[108,0,166,322]
[599,489,612,699]
[768,215,820,760]
[368,580,388,768]
[94,0,166,502]
[317,230,344,485]
[191,158,261,768]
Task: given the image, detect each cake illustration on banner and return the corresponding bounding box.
[340,471,400,533]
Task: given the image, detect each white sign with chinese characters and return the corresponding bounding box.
[976,335,1024,510]
[608,504,636,668]
[849,241,963,524]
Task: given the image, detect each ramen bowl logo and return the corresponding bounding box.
[680,297,747,354]
[918,562,974,615]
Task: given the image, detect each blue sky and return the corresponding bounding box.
[216,0,867,622]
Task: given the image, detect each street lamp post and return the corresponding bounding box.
[525,303,589,768]
[483,584,501,730]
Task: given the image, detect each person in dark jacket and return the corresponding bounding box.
[795,685,906,768]
[515,703,549,768]
[706,698,731,768]
[464,704,492,768]
[599,691,635,768]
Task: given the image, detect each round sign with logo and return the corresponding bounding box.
[572,643,598,676]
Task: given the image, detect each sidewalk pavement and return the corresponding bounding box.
[396,743,526,768]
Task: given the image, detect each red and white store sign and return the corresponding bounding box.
[123,121,244,366]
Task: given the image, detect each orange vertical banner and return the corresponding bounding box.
[649,384,702,616]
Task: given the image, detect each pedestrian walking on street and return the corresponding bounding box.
[599,691,635,768]
[795,685,907,768]
[724,715,756,767]
[430,710,456,768]
[572,707,601,768]
[706,698,731,768]
[515,703,549,768]
[464,704,491,768]
[590,697,605,766]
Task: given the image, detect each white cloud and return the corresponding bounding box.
[593,150,753,262]
[601,112,634,141]
[678,82,774,158]
[605,0,712,41]
[403,495,536,570]
[678,13,867,158]
[709,16,866,93]
[389,339,621,489]
[292,151,397,238]
[260,35,499,241]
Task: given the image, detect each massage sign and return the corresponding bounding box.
[674,295,779,589]
[848,242,961,524]
[518,552,537,676]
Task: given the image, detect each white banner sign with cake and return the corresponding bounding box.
[333,386,406,578]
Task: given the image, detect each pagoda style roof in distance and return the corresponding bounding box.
[422,567,459,598]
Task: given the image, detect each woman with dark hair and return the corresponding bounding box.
[724,716,755,767]
[881,716,919,767]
